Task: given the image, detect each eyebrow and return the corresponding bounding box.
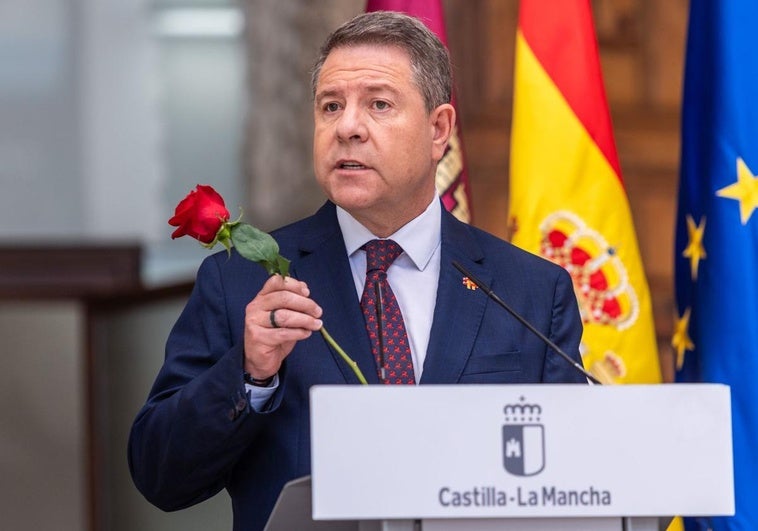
[315,82,401,104]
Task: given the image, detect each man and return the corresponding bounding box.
[129,11,586,531]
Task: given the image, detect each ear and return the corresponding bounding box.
[429,103,456,162]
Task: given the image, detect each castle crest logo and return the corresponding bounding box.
[502,397,545,476]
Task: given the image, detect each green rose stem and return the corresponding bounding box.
[214,219,368,386]
[319,327,368,385]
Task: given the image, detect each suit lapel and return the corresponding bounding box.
[291,203,380,384]
[421,210,491,384]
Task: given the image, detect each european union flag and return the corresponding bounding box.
[674,0,758,529]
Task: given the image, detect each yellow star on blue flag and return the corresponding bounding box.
[671,307,694,370]
[681,215,706,280]
[716,157,758,225]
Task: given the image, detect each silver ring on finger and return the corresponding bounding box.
[269,309,280,329]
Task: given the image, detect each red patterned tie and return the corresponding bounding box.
[360,239,416,384]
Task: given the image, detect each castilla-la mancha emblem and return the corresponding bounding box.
[502,397,545,476]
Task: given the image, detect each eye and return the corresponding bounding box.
[372,100,390,111]
[323,102,341,113]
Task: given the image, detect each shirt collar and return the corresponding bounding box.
[336,196,441,271]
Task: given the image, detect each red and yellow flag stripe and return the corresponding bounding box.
[509,0,660,384]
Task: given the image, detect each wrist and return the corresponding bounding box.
[244,371,275,387]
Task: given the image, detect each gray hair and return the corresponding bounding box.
[311,11,452,112]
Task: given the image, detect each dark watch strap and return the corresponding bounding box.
[244,372,275,387]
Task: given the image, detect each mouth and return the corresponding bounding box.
[336,159,369,170]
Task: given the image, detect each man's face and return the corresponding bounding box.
[313,44,453,236]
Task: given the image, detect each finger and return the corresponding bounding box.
[258,274,311,297]
[269,308,323,331]
[263,290,323,319]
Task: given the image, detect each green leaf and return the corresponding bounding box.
[276,255,291,277]
[230,223,281,268]
[260,260,278,276]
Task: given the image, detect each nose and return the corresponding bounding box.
[335,104,368,143]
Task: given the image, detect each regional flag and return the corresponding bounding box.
[366,0,472,222]
[508,0,660,384]
[674,1,758,528]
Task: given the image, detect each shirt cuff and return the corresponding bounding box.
[245,373,279,412]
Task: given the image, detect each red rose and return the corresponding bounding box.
[168,185,230,243]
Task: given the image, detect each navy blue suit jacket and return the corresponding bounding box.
[128,201,585,531]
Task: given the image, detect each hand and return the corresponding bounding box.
[243,275,323,380]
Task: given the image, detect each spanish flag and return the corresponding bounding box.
[366,0,472,223]
[508,0,661,384]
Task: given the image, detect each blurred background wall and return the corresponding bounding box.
[0,1,686,530]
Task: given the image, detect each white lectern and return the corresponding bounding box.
[265,384,734,530]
